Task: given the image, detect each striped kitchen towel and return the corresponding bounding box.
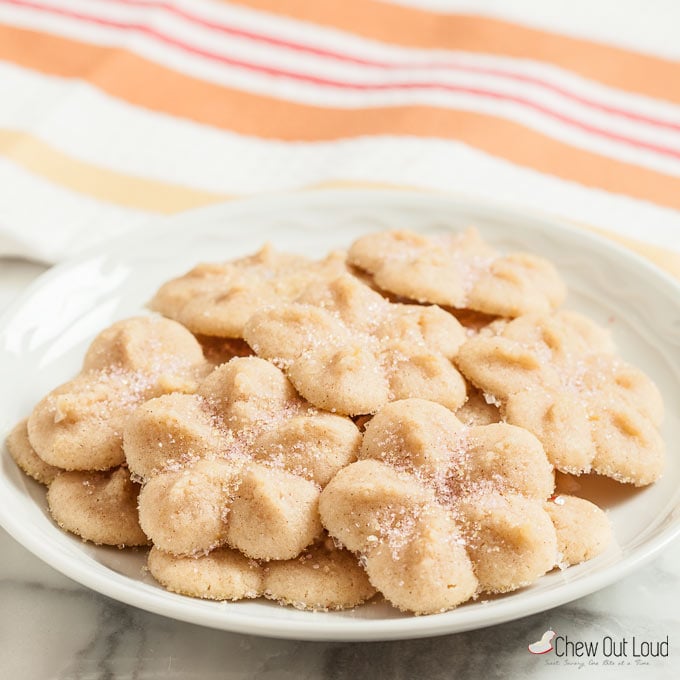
[0,0,679,267]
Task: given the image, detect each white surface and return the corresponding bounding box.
[1,192,679,650]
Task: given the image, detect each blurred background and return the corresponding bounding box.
[0,0,678,269]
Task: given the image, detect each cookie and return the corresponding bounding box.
[9,230,663,618]
[348,228,566,316]
[545,494,612,566]
[244,274,467,416]
[147,545,262,601]
[27,317,207,471]
[457,311,664,484]
[6,418,59,485]
[262,536,377,610]
[150,245,346,338]
[147,535,376,610]
[320,399,558,614]
[125,357,360,559]
[47,467,147,547]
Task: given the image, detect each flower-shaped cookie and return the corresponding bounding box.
[47,466,148,547]
[150,245,346,338]
[243,274,467,416]
[7,419,148,547]
[544,494,611,568]
[7,419,60,486]
[457,312,665,485]
[124,356,361,560]
[7,415,372,606]
[320,399,610,614]
[27,317,208,471]
[348,228,566,317]
[148,535,376,610]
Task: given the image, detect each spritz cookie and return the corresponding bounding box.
[150,245,346,338]
[348,228,566,317]
[457,311,664,484]
[125,357,360,560]
[545,494,612,566]
[262,536,377,611]
[27,317,207,471]
[147,545,262,601]
[244,274,467,416]
[47,466,147,547]
[320,399,560,614]
[6,419,59,485]
[147,535,375,610]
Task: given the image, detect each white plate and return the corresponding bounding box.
[1,190,680,642]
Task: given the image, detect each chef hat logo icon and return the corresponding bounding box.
[528,630,556,654]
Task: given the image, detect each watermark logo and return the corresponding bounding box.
[527,630,670,668]
[528,630,557,655]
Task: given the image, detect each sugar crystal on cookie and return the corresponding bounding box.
[244,274,467,416]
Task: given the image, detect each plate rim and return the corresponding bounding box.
[2,189,680,641]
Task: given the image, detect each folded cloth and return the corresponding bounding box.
[0,0,678,267]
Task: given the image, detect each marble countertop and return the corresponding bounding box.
[1,259,678,680]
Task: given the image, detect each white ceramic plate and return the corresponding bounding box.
[1,191,679,642]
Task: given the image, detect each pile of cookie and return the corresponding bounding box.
[7,228,664,615]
